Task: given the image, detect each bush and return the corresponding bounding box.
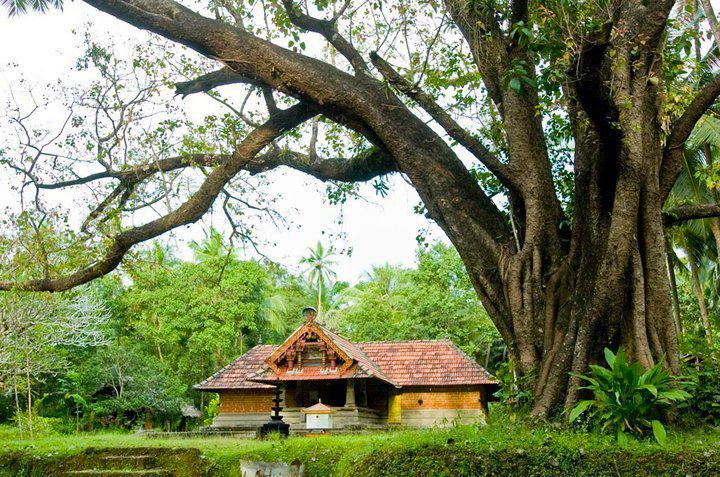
[680,353,720,425]
[569,348,690,443]
[10,415,68,437]
[493,360,534,409]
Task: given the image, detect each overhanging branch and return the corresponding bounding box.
[369,52,516,191]
[280,0,368,74]
[246,146,396,182]
[0,102,315,292]
[663,203,720,226]
[661,73,720,200]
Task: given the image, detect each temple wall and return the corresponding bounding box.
[398,386,486,428]
[400,385,483,410]
[209,412,270,429]
[218,389,275,413]
[211,390,275,429]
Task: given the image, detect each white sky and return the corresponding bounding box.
[0,2,446,283]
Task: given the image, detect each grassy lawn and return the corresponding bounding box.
[2,416,720,476]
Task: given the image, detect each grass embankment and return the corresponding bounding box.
[1,418,720,476]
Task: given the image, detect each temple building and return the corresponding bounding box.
[195,308,497,431]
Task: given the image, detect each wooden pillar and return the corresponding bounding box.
[387,391,401,424]
[345,379,356,407]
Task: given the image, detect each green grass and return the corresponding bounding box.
[2,413,720,476]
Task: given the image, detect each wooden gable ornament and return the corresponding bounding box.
[265,307,354,376]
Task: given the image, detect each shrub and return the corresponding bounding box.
[493,361,534,409]
[569,348,690,443]
[680,353,720,425]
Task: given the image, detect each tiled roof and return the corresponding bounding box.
[358,340,497,386]
[322,328,397,385]
[194,345,276,390]
[195,333,496,390]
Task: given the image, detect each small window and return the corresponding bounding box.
[418,399,423,406]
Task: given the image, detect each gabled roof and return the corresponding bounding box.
[264,322,355,376]
[248,321,399,386]
[195,333,496,391]
[321,328,397,385]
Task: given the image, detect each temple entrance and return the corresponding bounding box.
[285,381,347,408]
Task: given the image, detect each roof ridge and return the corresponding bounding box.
[357,339,453,344]
[321,326,398,386]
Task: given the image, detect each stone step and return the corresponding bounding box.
[63,470,172,477]
[96,455,158,470]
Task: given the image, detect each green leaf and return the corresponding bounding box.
[658,389,691,401]
[652,420,666,445]
[604,348,616,368]
[509,77,521,93]
[569,399,594,422]
[638,384,658,397]
[617,428,629,444]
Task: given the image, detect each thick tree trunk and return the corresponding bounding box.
[484,200,680,418]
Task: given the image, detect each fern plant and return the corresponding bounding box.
[569,348,691,444]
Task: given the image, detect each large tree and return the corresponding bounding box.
[3,0,720,417]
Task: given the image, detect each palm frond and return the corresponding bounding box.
[1,0,64,16]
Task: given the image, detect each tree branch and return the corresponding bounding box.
[280,0,368,74]
[700,0,720,50]
[661,73,720,199]
[174,67,260,97]
[246,146,396,182]
[663,203,720,226]
[0,103,314,292]
[369,52,516,191]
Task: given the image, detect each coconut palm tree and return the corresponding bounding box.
[259,291,291,336]
[299,242,337,317]
[189,228,231,263]
[666,79,720,345]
